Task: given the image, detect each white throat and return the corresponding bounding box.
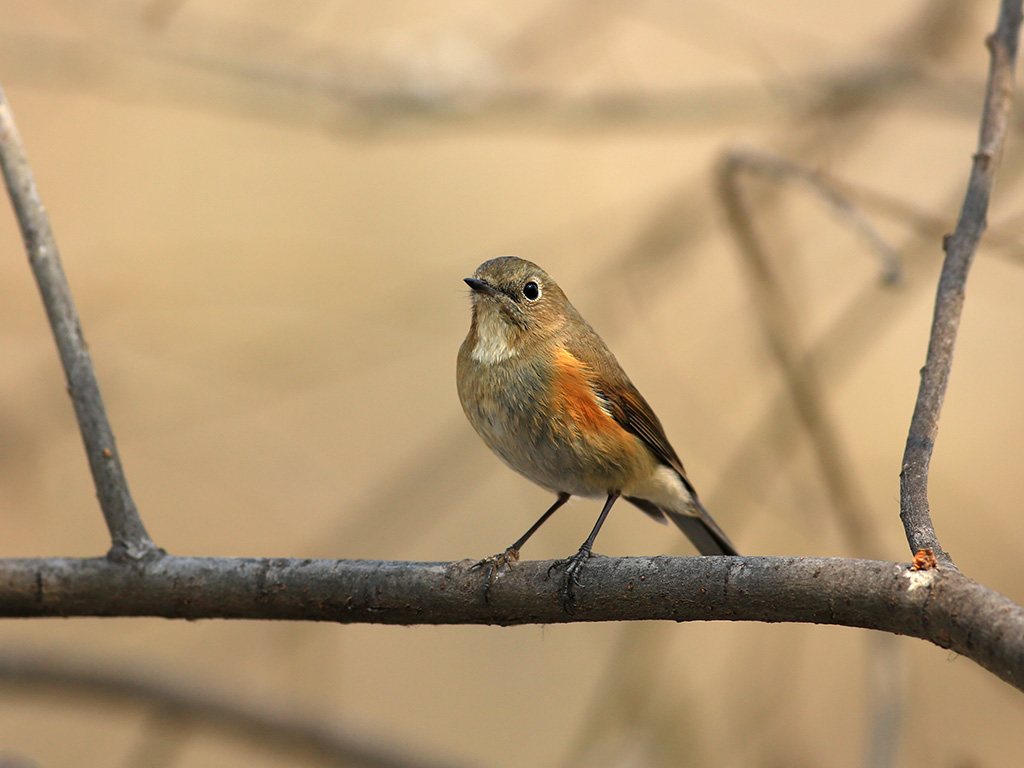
[471,309,518,364]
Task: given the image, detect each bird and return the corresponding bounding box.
[456,256,737,604]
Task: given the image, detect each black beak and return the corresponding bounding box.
[464,277,493,294]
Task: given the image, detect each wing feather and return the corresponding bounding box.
[563,327,704,499]
[560,319,739,556]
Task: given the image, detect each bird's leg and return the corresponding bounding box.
[472,493,571,597]
[549,493,619,610]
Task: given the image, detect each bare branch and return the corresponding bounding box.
[717,151,885,558]
[900,0,1023,565]
[720,150,903,284]
[832,177,1024,265]
[0,33,985,137]
[864,633,905,768]
[0,555,1021,691]
[0,654,472,768]
[0,84,157,560]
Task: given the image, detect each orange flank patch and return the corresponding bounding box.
[551,347,618,435]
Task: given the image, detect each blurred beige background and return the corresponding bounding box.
[1,1,1023,766]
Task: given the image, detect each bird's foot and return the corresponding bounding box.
[472,547,520,578]
[548,547,592,612]
[470,547,520,602]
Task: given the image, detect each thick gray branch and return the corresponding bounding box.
[899,0,1023,565]
[0,84,156,559]
[0,555,1021,691]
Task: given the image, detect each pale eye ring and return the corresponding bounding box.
[522,280,541,301]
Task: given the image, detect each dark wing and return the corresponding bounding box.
[561,322,688,475]
[567,331,740,556]
[598,380,680,467]
[594,376,739,556]
[588,369,696,492]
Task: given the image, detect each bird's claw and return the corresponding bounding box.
[470,547,520,602]
[548,548,592,612]
[472,547,520,578]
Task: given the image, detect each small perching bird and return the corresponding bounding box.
[456,256,737,603]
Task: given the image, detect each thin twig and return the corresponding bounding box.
[899,0,1023,566]
[716,150,906,768]
[0,34,984,136]
[717,151,884,558]
[712,133,1024,540]
[864,632,905,768]
[833,177,1024,265]
[0,84,157,560]
[722,150,903,284]
[0,654,473,768]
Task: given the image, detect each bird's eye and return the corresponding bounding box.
[522,281,541,301]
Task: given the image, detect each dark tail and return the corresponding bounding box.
[626,496,739,556]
